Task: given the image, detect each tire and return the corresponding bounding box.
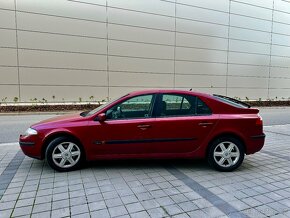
[45,136,84,172]
[207,137,244,172]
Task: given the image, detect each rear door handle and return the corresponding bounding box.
[137,124,151,130]
[198,122,213,126]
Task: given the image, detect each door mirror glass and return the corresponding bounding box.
[97,113,106,122]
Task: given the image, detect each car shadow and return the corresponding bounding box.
[36,156,254,173]
[83,158,210,171]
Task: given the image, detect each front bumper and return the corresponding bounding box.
[19,135,43,159]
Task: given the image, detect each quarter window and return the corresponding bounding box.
[196,97,212,115]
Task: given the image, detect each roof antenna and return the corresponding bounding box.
[189,88,192,91]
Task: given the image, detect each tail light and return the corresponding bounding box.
[256,114,263,126]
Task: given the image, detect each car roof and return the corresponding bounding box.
[128,89,213,98]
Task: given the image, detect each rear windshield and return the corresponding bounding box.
[213,94,251,108]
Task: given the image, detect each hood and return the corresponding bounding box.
[32,113,84,128]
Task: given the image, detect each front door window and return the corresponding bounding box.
[106,94,154,120]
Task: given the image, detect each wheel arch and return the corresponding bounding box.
[206,132,246,156]
[41,131,86,160]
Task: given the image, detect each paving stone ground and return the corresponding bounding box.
[0,124,290,218]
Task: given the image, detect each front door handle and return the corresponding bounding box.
[198,122,213,127]
[137,124,151,130]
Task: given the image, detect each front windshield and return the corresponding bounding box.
[85,95,127,117]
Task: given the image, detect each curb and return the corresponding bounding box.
[0,111,78,116]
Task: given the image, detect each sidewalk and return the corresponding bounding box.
[0,125,290,217]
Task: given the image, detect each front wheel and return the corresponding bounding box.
[45,137,83,172]
[208,137,244,172]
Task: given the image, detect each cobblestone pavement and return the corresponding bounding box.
[0,125,289,218]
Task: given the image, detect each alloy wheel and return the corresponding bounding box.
[213,141,240,168]
[52,142,81,169]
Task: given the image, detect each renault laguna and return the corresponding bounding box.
[19,90,265,172]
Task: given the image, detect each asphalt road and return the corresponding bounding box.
[0,107,289,143]
[259,107,290,125]
[0,114,57,143]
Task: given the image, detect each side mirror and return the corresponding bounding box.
[97,113,106,122]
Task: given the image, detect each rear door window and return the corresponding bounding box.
[157,94,211,117]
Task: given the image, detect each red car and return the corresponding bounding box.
[19,90,265,172]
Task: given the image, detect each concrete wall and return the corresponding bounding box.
[0,0,290,103]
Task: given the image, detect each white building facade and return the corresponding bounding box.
[0,0,290,102]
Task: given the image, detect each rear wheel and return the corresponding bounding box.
[208,137,244,172]
[45,136,83,172]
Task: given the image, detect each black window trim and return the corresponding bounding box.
[180,96,186,110]
[104,93,157,121]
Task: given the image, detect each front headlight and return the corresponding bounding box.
[23,127,38,136]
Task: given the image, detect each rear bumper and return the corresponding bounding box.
[247,133,266,154]
[251,134,266,139]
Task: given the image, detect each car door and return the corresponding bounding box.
[87,94,157,156]
[145,93,218,154]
